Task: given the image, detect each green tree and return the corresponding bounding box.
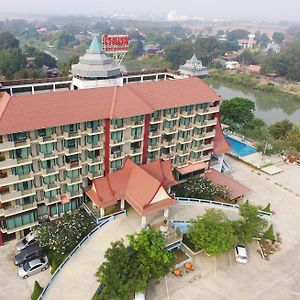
[95,241,139,300]
[128,39,144,59]
[283,125,300,152]
[227,29,250,41]
[54,30,75,49]
[128,228,174,282]
[272,32,285,44]
[187,209,237,255]
[164,40,193,69]
[0,48,25,79]
[58,55,79,75]
[31,281,43,300]
[220,97,255,131]
[233,202,267,244]
[0,31,19,51]
[269,120,293,139]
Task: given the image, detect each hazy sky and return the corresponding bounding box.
[2,0,300,22]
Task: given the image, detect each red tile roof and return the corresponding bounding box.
[0,77,220,134]
[204,169,250,199]
[85,158,178,216]
[176,162,208,175]
[213,114,231,155]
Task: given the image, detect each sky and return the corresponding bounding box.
[2,0,300,22]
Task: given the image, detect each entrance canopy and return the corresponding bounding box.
[85,158,179,216]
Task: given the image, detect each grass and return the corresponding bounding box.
[45,248,69,274]
[31,281,43,300]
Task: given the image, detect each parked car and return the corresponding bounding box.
[96,283,104,295]
[18,257,49,279]
[16,232,37,252]
[234,244,248,263]
[14,244,44,266]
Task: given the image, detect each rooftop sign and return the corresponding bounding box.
[102,34,129,52]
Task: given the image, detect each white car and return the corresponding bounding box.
[16,232,37,252]
[18,257,49,279]
[234,244,248,263]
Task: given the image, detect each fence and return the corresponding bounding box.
[39,209,127,300]
[175,197,273,219]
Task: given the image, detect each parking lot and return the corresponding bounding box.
[0,240,51,300]
[151,157,300,300]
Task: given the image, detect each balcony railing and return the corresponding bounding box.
[87,156,103,165]
[0,139,30,151]
[64,146,81,155]
[202,142,214,151]
[43,181,60,191]
[110,138,125,145]
[149,130,161,137]
[131,135,143,141]
[150,117,162,123]
[176,160,188,167]
[179,123,193,130]
[164,113,179,120]
[162,139,176,147]
[41,166,59,176]
[161,153,173,160]
[176,148,190,156]
[66,176,82,185]
[86,126,103,135]
[148,144,160,151]
[65,161,80,169]
[130,148,142,155]
[163,127,177,134]
[180,110,195,117]
[0,189,35,202]
[205,130,216,139]
[87,170,104,180]
[63,131,81,139]
[40,151,58,160]
[85,142,104,150]
[66,190,82,199]
[37,134,57,144]
[178,136,191,143]
[0,202,37,217]
[189,156,201,163]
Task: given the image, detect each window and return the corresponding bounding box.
[131,127,142,137]
[131,155,141,164]
[164,120,176,129]
[13,165,31,176]
[87,135,99,145]
[87,150,101,159]
[40,159,56,169]
[43,175,56,185]
[148,137,158,146]
[193,128,204,136]
[23,196,34,205]
[86,120,99,129]
[176,156,186,163]
[64,139,77,149]
[131,116,143,124]
[110,159,122,170]
[14,181,33,192]
[178,131,189,139]
[45,189,58,199]
[66,184,80,193]
[190,152,200,159]
[192,140,202,148]
[195,115,205,123]
[10,148,29,160]
[11,132,27,142]
[177,144,187,151]
[111,131,123,141]
[65,154,79,163]
[164,108,177,116]
[89,164,100,174]
[180,118,190,126]
[38,128,53,137]
[111,119,123,127]
[180,105,193,113]
[66,169,80,179]
[39,143,54,154]
[151,111,161,119]
[63,124,78,133]
[6,212,36,230]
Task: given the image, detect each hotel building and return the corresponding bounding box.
[0,37,229,243]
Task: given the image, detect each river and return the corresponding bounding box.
[205,79,300,125]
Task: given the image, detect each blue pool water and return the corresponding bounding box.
[225,136,256,157]
[172,222,190,234]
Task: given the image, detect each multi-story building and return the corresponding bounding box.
[0,37,229,243]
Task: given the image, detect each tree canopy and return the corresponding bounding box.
[227,29,250,41]
[187,209,237,255]
[272,32,285,44]
[0,31,19,51]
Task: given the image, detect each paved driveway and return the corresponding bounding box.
[0,240,51,300]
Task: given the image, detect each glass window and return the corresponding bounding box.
[195,115,205,123]
[10,148,29,159]
[63,124,77,133]
[131,155,141,164]
[38,128,53,137]
[65,154,79,163]
[131,127,142,137]
[12,132,27,142]
[43,175,56,185]
[15,181,33,192]
[13,165,31,176]
[111,119,123,127]
[6,212,36,230]
[180,118,190,126]
[151,111,160,119]
[180,105,192,113]
[148,137,158,146]
[87,135,99,145]
[40,159,56,169]
[39,143,54,154]
[110,159,123,169]
[66,169,80,179]
[45,189,58,199]
[111,131,123,141]
[86,120,99,129]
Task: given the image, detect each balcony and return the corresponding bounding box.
[0,188,35,202]
[110,124,126,131]
[201,154,211,161]
[0,174,19,186]
[130,121,144,127]
[87,156,103,165]
[0,202,37,217]
[130,135,143,142]
[40,150,58,161]
[87,170,104,180]
[148,144,160,151]
[0,139,30,151]
[179,123,193,131]
[85,142,104,151]
[176,148,190,156]
[178,136,191,144]
[109,138,125,146]
[176,160,188,167]
[66,190,82,199]
[43,181,60,191]
[130,148,142,156]
[189,156,201,163]
[64,146,81,155]
[202,142,214,151]
[150,117,163,124]
[208,105,220,113]
[205,130,216,139]
[205,118,217,127]
[65,161,81,170]
[164,113,179,121]
[44,196,60,205]
[162,139,176,147]
[86,126,103,135]
[66,176,82,185]
[40,166,59,176]
[191,144,203,152]
[180,110,195,117]
[63,131,82,139]
[163,127,178,134]
[110,151,125,161]
[193,132,206,140]
[161,153,173,160]
[37,134,57,144]
[149,130,161,137]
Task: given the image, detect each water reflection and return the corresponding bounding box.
[206,79,300,124]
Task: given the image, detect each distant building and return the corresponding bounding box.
[247,65,262,74]
[218,34,227,41]
[36,27,47,34]
[238,34,256,49]
[144,44,161,54]
[179,54,209,77]
[225,61,240,70]
[264,43,280,53]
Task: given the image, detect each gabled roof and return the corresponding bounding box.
[85,158,178,216]
[204,169,250,199]
[0,77,220,135]
[213,114,231,155]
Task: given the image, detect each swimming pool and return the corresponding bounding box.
[172,222,190,234]
[225,136,256,157]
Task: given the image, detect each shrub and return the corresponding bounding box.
[264,225,276,241]
[262,203,271,213]
[31,281,43,300]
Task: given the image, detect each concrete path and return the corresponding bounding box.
[44,212,141,300]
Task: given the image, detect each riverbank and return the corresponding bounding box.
[208,69,300,102]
